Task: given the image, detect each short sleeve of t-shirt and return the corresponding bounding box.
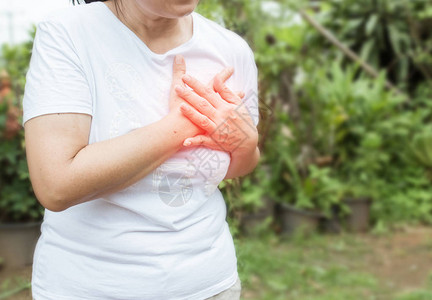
[241,45,259,127]
[22,21,93,126]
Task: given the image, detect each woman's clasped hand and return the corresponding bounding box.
[171,55,258,155]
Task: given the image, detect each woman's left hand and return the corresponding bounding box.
[175,67,258,155]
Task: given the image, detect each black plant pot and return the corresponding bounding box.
[241,213,269,235]
[240,196,275,235]
[278,204,322,235]
[344,197,371,232]
[320,205,343,234]
[0,221,42,268]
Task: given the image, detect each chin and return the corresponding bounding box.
[135,0,199,19]
[169,3,198,18]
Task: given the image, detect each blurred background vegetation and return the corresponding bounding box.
[2,0,432,299]
[196,0,432,230]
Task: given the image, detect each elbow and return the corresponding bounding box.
[255,146,261,167]
[43,202,67,213]
[32,180,71,212]
[224,147,261,179]
[243,147,261,176]
[44,200,69,213]
[241,165,258,178]
[35,189,68,212]
[246,147,260,174]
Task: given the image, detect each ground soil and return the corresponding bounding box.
[362,226,432,296]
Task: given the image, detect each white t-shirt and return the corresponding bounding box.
[23,2,258,300]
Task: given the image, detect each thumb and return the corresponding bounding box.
[172,55,186,87]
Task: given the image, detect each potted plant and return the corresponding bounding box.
[221,163,275,236]
[333,130,382,233]
[337,180,373,233]
[0,73,44,268]
[271,143,343,235]
[0,30,44,268]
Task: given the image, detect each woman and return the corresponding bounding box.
[23,0,259,299]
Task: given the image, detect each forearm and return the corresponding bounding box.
[224,146,260,179]
[44,111,197,211]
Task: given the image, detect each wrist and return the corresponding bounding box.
[164,109,201,140]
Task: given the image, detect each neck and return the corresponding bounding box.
[105,1,193,54]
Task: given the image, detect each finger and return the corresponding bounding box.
[214,74,242,105]
[170,55,186,90]
[175,85,217,118]
[182,75,221,108]
[183,135,219,149]
[214,66,234,86]
[236,91,245,99]
[207,66,234,89]
[179,103,217,133]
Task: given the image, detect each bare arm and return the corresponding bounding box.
[24,55,203,212]
[25,109,198,212]
[224,146,260,179]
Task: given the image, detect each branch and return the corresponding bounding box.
[299,9,407,98]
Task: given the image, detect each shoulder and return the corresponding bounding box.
[193,12,254,60]
[36,3,102,36]
[33,2,107,55]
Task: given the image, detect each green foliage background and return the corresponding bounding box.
[1,0,432,229]
[0,27,42,223]
[196,0,432,229]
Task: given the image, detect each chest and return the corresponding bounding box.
[88,53,237,142]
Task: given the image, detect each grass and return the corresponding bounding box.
[0,277,30,300]
[235,228,432,300]
[236,232,377,300]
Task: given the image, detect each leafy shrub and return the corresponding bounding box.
[316,0,432,91]
[0,99,43,223]
[0,28,43,223]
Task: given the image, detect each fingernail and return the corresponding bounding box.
[183,140,192,146]
[228,66,234,73]
[183,75,191,81]
[175,85,184,93]
[175,55,183,64]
